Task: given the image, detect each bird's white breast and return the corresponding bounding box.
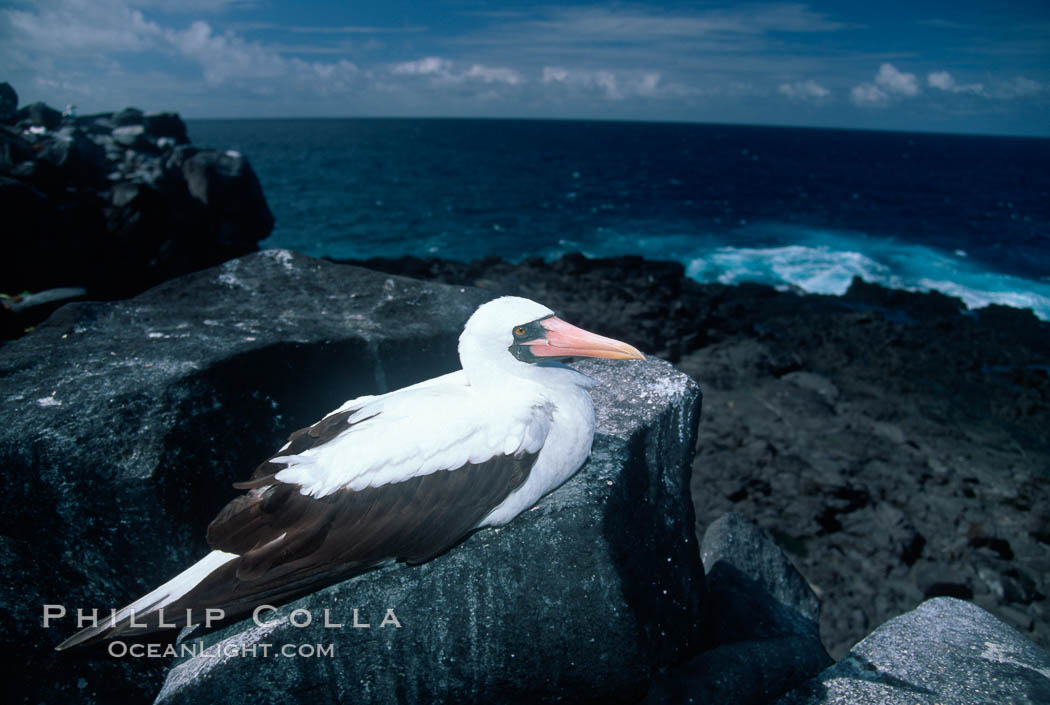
[477,382,595,527]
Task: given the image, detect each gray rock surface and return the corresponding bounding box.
[700,512,823,643]
[2,250,704,705]
[678,332,1050,659]
[644,513,830,704]
[774,597,1050,704]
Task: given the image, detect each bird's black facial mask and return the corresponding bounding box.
[509,316,559,363]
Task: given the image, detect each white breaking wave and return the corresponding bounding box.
[552,224,1050,321]
[683,240,1050,321]
[686,245,891,294]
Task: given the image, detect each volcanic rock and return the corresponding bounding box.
[17,100,62,130]
[0,87,272,325]
[643,513,831,704]
[699,513,823,645]
[0,82,17,122]
[774,597,1050,704]
[113,107,145,127]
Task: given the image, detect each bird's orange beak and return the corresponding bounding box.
[522,317,645,360]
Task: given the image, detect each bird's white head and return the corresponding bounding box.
[458,296,644,387]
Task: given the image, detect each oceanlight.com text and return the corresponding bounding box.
[106,640,335,659]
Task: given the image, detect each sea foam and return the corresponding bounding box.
[686,244,1050,320]
[559,223,1050,321]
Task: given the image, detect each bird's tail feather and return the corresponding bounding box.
[55,550,237,651]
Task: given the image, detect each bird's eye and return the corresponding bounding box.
[513,326,528,338]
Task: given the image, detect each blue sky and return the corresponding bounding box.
[2,1,1047,135]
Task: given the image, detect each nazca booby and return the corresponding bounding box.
[57,296,644,650]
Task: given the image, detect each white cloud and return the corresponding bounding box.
[170,21,284,84]
[391,57,452,77]
[0,3,377,119]
[927,70,984,95]
[851,83,888,107]
[637,72,661,97]
[456,3,858,96]
[464,64,523,85]
[542,66,665,101]
[543,67,621,100]
[850,63,919,107]
[927,71,1043,100]
[778,79,829,101]
[391,57,523,85]
[2,0,360,92]
[875,63,919,96]
[595,72,620,100]
[159,20,360,92]
[927,70,953,91]
[542,67,568,83]
[996,76,1043,98]
[4,0,162,54]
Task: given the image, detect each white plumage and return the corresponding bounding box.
[270,373,553,496]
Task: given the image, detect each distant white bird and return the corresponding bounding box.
[57,296,644,650]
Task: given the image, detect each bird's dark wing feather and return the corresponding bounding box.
[172,451,537,621]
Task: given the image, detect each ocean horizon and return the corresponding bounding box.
[187,117,1050,320]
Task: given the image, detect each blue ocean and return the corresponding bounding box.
[187,119,1050,320]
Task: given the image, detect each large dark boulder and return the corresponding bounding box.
[0,90,272,318]
[0,123,35,167]
[113,107,145,127]
[774,597,1050,704]
[644,513,831,704]
[170,147,274,248]
[36,128,111,187]
[2,251,704,705]
[0,82,17,123]
[144,113,189,145]
[16,100,62,129]
[700,512,824,644]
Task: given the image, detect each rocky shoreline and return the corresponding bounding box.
[342,253,1050,659]
[0,83,273,337]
